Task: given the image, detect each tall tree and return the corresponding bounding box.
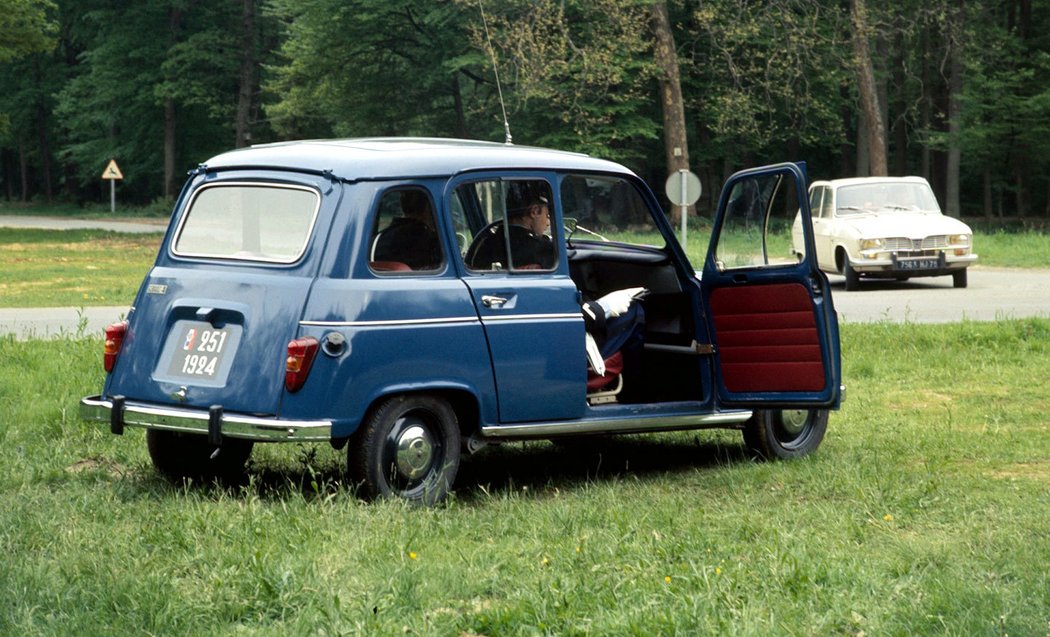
[850,0,887,176]
[650,0,689,200]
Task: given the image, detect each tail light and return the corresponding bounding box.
[103,321,129,373]
[285,337,319,392]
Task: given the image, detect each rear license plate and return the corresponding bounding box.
[896,258,940,271]
[162,321,241,383]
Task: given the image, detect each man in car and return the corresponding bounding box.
[467,181,556,270]
[373,189,442,270]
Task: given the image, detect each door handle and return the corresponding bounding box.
[482,295,509,308]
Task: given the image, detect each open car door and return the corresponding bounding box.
[701,163,842,410]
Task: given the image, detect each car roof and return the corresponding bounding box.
[811,176,932,189]
[203,137,632,181]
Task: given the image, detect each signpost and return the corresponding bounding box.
[664,169,702,248]
[101,159,123,213]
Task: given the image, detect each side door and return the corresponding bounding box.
[700,163,841,409]
[450,174,586,423]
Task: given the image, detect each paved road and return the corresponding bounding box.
[3,267,1049,340]
[0,214,166,234]
[829,266,1050,324]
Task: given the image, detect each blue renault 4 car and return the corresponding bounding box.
[81,138,842,504]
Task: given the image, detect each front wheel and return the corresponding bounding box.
[146,429,253,482]
[843,262,860,291]
[952,268,968,288]
[742,409,828,460]
[349,394,461,505]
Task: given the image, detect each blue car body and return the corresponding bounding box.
[82,138,841,501]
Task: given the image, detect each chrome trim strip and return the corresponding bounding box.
[80,395,332,442]
[301,313,581,328]
[479,411,752,439]
[300,316,478,328]
[480,313,581,322]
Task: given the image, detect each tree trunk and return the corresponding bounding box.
[851,0,887,176]
[944,1,964,217]
[19,142,29,202]
[892,30,909,176]
[650,1,690,222]
[164,97,177,199]
[452,76,467,138]
[235,0,256,148]
[36,102,53,203]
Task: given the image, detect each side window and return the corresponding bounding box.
[820,187,834,218]
[560,175,663,247]
[809,187,824,218]
[462,179,557,272]
[369,187,443,273]
[715,171,805,269]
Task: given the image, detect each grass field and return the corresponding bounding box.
[0,228,160,307]
[1,320,1048,635]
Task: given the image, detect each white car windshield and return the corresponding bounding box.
[836,182,941,215]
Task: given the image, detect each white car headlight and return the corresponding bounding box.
[860,238,885,251]
[949,234,970,246]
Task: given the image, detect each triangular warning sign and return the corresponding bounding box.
[101,159,124,180]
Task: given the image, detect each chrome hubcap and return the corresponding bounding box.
[395,425,434,480]
[780,410,809,436]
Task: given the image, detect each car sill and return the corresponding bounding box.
[479,411,752,440]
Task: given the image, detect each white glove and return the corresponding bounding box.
[596,287,646,318]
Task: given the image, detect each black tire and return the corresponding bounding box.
[742,409,828,460]
[952,269,968,288]
[349,394,461,505]
[146,429,253,482]
[843,261,860,291]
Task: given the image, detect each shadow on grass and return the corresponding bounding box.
[456,433,750,502]
[111,432,755,504]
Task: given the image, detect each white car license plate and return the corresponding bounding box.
[897,258,939,271]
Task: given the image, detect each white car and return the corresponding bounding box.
[792,176,977,290]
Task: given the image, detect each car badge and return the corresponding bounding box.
[171,386,188,402]
[147,284,168,295]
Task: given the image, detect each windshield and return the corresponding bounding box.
[835,182,941,215]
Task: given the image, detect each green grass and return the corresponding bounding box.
[2,321,1049,635]
[0,228,160,307]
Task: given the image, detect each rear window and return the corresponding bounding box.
[172,183,320,263]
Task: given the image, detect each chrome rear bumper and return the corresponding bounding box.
[80,395,332,442]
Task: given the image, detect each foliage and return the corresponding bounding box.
[455,0,661,165]
[2,0,1050,218]
[683,0,848,161]
[265,0,491,140]
[1,321,1049,634]
[0,0,57,64]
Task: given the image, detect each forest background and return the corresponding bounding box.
[1,0,1047,221]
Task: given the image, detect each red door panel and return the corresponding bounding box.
[710,282,826,393]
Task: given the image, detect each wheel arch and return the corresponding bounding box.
[358,385,482,438]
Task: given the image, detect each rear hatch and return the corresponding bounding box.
[104,176,337,416]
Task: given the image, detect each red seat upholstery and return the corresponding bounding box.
[586,351,624,392]
[370,260,411,272]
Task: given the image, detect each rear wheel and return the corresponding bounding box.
[146,429,253,482]
[349,394,461,505]
[952,268,968,288]
[742,409,828,460]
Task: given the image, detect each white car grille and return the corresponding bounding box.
[884,236,949,252]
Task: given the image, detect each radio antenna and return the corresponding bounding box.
[477,0,513,145]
